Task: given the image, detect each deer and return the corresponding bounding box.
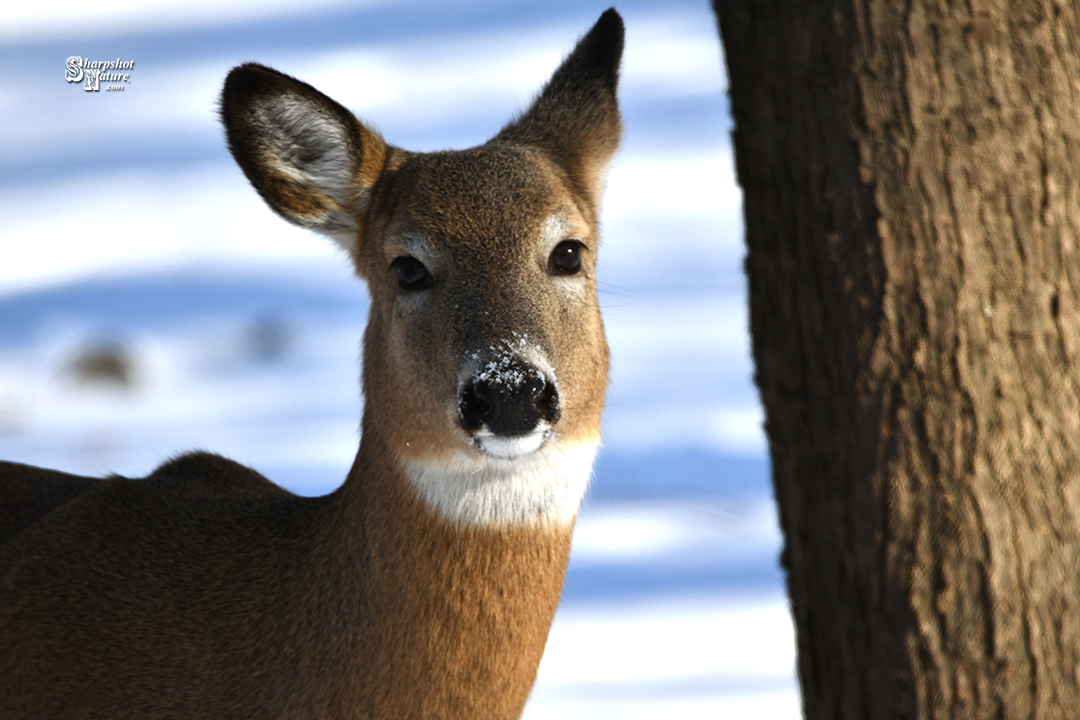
[0,9,622,719]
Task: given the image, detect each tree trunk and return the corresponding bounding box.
[714,1,1080,718]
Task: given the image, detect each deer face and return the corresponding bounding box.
[356,145,608,469]
[221,10,622,525]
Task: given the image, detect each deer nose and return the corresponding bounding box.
[459,362,561,436]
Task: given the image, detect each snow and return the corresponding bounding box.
[0,1,798,716]
[533,594,798,719]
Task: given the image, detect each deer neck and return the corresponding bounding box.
[333,426,575,717]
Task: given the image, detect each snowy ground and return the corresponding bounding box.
[0,1,800,716]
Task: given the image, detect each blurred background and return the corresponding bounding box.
[0,1,798,716]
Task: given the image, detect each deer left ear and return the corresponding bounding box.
[220,63,389,253]
[493,8,623,208]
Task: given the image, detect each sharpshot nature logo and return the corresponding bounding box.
[65,56,135,92]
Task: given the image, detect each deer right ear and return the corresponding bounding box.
[493,8,623,211]
[220,63,388,252]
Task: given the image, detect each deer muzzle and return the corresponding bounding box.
[458,357,561,459]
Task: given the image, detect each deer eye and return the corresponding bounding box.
[548,240,585,276]
[391,256,434,291]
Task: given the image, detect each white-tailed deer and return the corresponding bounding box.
[0,10,622,719]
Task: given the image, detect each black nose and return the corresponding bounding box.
[459,361,561,435]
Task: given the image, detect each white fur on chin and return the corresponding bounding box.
[403,439,599,528]
[473,429,548,459]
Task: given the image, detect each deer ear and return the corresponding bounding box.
[493,8,623,206]
[220,63,388,252]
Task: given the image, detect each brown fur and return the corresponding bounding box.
[0,9,623,719]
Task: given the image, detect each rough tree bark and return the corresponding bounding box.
[714,1,1080,718]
